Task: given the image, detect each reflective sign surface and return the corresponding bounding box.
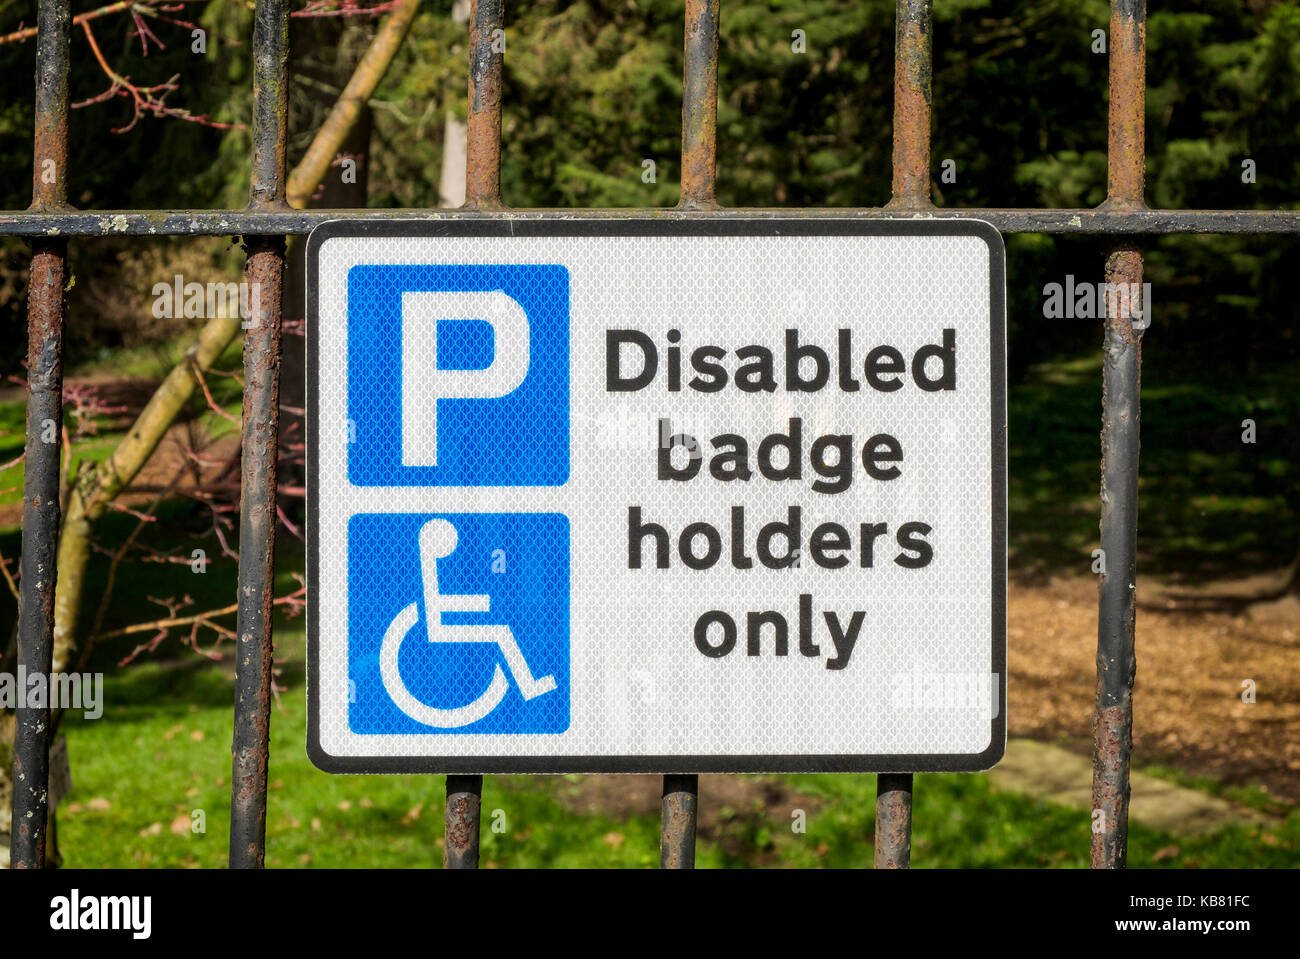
[307,219,1006,773]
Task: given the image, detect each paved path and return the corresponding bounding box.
[989,739,1272,836]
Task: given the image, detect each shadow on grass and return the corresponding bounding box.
[1009,353,1299,585]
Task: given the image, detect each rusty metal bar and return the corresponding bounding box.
[888,0,932,208]
[11,242,65,870]
[464,0,503,209]
[1092,0,1146,870]
[1093,246,1142,869]
[656,0,718,862]
[30,0,69,212]
[660,774,698,869]
[10,0,70,871]
[229,0,289,870]
[679,0,719,208]
[445,775,483,869]
[874,773,913,868]
[3,207,1300,236]
[440,0,503,866]
[871,0,929,874]
[1104,0,1146,210]
[247,0,290,210]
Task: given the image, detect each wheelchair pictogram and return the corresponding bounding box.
[379,518,557,728]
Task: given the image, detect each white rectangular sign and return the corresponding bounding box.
[306,219,1006,773]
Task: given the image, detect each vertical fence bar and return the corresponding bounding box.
[1094,244,1143,869]
[1104,1,1146,211]
[10,0,70,871]
[229,0,289,870]
[874,774,913,868]
[888,0,932,209]
[443,0,505,865]
[659,774,698,869]
[656,0,718,869]
[872,0,932,869]
[444,775,483,869]
[678,0,719,209]
[13,250,66,867]
[1092,0,1146,870]
[464,0,504,209]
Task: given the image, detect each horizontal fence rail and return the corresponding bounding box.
[0,207,1298,237]
[8,0,1283,872]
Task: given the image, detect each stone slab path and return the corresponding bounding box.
[989,738,1273,836]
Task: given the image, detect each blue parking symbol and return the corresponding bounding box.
[347,512,570,735]
[347,264,570,487]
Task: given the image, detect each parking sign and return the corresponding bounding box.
[307,218,1006,774]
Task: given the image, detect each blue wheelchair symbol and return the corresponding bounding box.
[348,513,570,735]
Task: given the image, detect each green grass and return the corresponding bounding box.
[0,399,25,513]
[52,641,1300,868]
[1008,354,1299,582]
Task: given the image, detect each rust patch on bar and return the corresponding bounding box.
[659,774,699,869]
[874,774,913,868]
[1104,1,1146,208]
[444,775,483,868]
[30,0,70,210]
[1091,702,1133,868]
[678,0,719,209]
[227,237,285,869]
[1104,247,1145,345]
[445,796,476,849]
[31,116,68,211]
[11,239,67,869]
[888,1,932,208]
[465,0,504,210]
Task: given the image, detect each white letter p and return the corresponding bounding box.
[400,291,530,466]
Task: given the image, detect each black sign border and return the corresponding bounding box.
[305,217,1007,775]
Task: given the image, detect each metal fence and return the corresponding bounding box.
[7,0,1295,871]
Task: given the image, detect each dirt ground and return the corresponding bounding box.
[1009,574,1300,802]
